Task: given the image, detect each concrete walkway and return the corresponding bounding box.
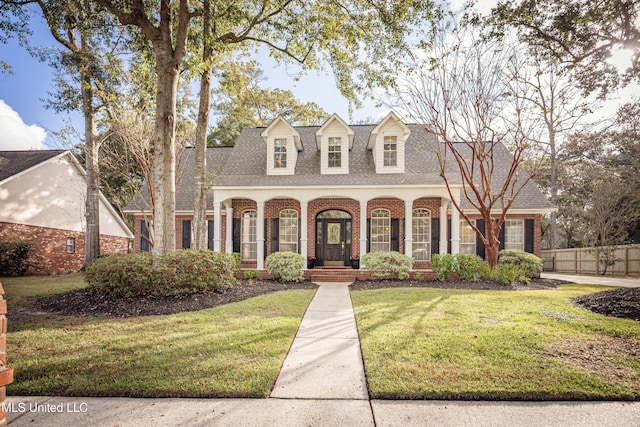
[7,281,640,426]
[270,282,368,400]
[542,272,640,287]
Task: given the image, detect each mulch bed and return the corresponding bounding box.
[31,278,639,322]
[573,288,640,321]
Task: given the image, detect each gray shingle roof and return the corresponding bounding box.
[0,150,66,182]
[125,124,555,212]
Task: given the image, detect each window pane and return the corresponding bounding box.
[459,220,476,255]
[274,138,287,168]
[383,136,397,167]
[241,210,257,259]
[370,209,390,252]
[328,137,342,168]
[504,219,524,251]
[279,209,298,253]
[412,209,431,260]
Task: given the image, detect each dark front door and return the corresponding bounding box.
[316,210,352,266]
[324,220,346,266]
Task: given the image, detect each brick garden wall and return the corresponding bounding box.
[0,281,13,426]
[0,222,129,275]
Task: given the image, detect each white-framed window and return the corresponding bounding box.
[383,135,397,167]
[241,210,257,260]
[274,138,287,168]
[370,209,390,252]
[412,209,431,260]
[460,219,476,254]
[66,237,75,253]
[328,137,342,168]
[279,209,298,253]
[504,219,524,251]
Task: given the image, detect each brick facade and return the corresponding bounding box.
[128,199,543,262]
[0,222,129,275]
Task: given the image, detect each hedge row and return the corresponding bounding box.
[85,250,239,298]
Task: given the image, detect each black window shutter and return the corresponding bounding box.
[141,220,149,252]
[366,219,371,253]
[499,222,506,251]
[431,218,440,255]
[207,220,214,251]
[271,218,279,254]
[448,219,452,253]
[233,218,240,253]
[264,219,268,260]
[476,219,486,259]
[524,219,535,253]
[298,219,302,254]
[182,220,191,249]
[391,219,400,252]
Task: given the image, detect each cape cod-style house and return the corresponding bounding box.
[124,112,555,270]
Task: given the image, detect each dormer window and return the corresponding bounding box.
[328,137,342,168]
[383,136,397,167]
[274,138,287,168]
[261,117,301,176]
[368,112,411,174]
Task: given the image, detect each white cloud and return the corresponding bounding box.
[0,100,47,150]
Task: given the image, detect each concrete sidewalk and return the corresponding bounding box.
[542,272,640,287]
[7,281,640,426]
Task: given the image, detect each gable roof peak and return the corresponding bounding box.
[368,111,411,149]
[260,116,302,151]
[315,113,355,149]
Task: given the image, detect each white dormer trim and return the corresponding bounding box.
[368,111,411,174]
[261,116,301,176]
[315,114,354,175]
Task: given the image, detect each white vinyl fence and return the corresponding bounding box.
[541,244,640,275]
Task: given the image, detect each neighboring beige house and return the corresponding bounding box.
[126,112,556,270]
[0,150,133,274]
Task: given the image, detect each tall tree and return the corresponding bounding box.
[2,0,125,267]
[97,0,440,257]
[492,0,640,98]
[394,18,543,267]
[506,55,594,248]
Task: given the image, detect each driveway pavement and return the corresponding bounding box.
[7,281,640,426]
[542,272,640,287]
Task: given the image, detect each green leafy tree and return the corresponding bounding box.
[492,0,640,98]
[210,61,328,147]
[97,0,440,257]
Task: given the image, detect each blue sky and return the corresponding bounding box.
[0,14,383,151]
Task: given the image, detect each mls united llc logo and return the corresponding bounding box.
[3,401,88,413]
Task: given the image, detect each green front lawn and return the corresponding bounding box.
[5,275,315,397]
[351,285,640,400]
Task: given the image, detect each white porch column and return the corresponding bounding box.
[225,206,233,253]
[213,201,222,252]
[404,199,413,258]
[439,201,448,254]
[451,201,460,255]
[300,202,308,262]
[360,200,368,260]
[257,202,265,269]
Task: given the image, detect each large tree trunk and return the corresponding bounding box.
[548,123,558,249]
[192,0,213,250]
[82,70,101,269]
[151,51,180,257]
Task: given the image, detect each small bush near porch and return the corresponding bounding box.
[351,285,640,400]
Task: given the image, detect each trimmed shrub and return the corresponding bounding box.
[431,254,456,281]
[85,250,238,298]
[362,251,413,280]
[432,253,484,281]
[265,252,305,282]
[498,249,543,283]
[0,240,34,277]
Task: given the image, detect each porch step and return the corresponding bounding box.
[310,274,357,283]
